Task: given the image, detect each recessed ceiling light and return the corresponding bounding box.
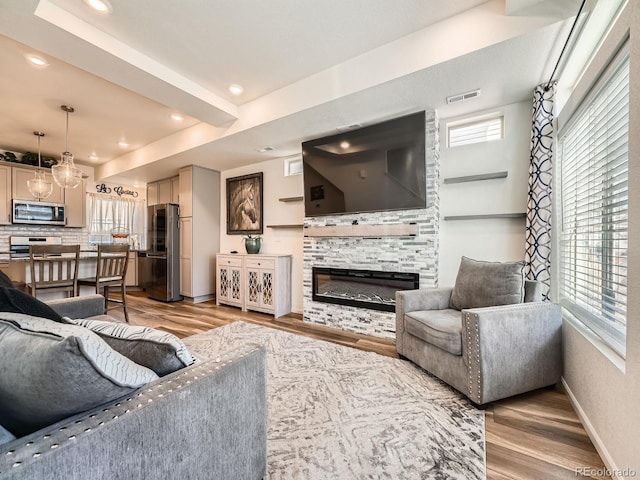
[340,141,350,149]
[258,146,274,153]
[336,123,362,132]
[89,154,99,161]
[25,54,49,67]
[83,0,112,14]
[171,113,184,121]
[229,84,244,96]
[118,140,129,147]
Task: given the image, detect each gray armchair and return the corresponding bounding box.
[396,280,562,406]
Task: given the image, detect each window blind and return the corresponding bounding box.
[558,50,629,357]
[447,116,503,148]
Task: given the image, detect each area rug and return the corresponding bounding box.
[183,321,485,479]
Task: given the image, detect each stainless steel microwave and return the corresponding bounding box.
[12,200,66,226]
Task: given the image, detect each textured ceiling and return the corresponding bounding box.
[0,0,582,184]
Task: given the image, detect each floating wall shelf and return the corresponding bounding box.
[266,224,304,229]
[443,171,508,184]
[304,223,418,237]
[278,196,303,202]
[443,213,526,221]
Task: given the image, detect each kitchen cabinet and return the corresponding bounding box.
[12,166,64,203]
[147,176,179,206]
[178,167,193,217]
[171,176,180,204]
[0,165,11,224]
[179,216,192,296]
[178,166,219,303]
[125,251,138,287]
[64,179,86,227]
[158,179,172,204]
[147,182,159,206]
[216,254,243,308]
[216,253,292,317]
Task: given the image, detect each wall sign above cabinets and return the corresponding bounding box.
[93,182,145,199]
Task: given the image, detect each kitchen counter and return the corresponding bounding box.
[0,252,98,263]
[0,249,145,263]
[0,249,140,299]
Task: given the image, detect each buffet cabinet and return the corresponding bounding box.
[216,253,292,317]
[216,254,244,309]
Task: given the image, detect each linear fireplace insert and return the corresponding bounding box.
[312,267,419,312]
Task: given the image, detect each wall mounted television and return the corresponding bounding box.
[302,111,426,217]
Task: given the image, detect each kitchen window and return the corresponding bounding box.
[87,193,146,248]
[557,44,629,358]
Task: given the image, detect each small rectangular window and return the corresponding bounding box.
[284,156,302,176]
[447,115,503,148]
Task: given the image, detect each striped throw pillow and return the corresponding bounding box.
[64,317,198,376]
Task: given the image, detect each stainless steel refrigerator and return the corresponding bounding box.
[146,203,182,302]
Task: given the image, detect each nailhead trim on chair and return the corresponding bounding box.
[464,311,482,404]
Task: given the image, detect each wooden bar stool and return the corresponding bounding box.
[78,244,130,322]
[27,245,80,298]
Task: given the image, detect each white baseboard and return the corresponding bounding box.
[561,377,623,479]
[182,294,214,304]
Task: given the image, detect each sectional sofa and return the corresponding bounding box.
[0,295,267,480]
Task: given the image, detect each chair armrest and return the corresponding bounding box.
[396,288,453,353]
[0,344,267,480]
[46,295,105,319]
[462,302,562,404]
[396,288,453,314]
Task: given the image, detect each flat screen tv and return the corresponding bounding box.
[302,111,426,217]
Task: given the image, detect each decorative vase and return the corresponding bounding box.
[244,237,261,254]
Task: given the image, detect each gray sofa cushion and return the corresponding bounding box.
[0,271,15,289]
[450,256,525,310]
[65,317,197,376]
[0,286,63,322]
[0,424,15,446]
[524,280,543,302]
[0,313,158,437]
[404,309,462,355]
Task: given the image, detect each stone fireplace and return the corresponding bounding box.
[302,110,439,339]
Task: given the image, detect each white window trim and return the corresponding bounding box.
[284,156,302,176]
[445,113,504,148]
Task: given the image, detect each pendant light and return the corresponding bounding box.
[51,105,82,189]
[27,131,53,200]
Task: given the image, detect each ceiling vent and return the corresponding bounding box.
[446,89,481,104]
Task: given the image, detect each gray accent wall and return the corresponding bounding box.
[302,110,439,338]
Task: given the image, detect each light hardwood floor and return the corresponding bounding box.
[114,291,609,479]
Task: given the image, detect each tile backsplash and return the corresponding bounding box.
[0,225,89,252]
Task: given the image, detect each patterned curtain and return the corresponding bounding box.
[525,84,555,301]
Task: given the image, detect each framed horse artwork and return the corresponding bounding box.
[226,172,264,235]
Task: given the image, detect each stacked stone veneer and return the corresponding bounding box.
[303,110,439,339]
